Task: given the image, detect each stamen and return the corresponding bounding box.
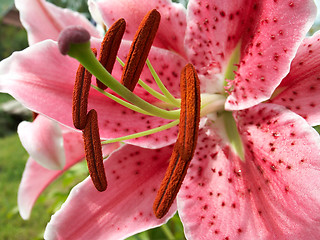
[179,64,201,160]
[72,49,97,130]
[121,9,160,91]
[58,26,179,119]
[82,109,107,192]
[97,18,126,89]
[153,64,201,219]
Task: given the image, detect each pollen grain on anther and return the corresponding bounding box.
[121,9,161,91]
[97,18,126,89]
[72,65,92,130]
[72,48,97,130]
[82,109,107,192]
[153,64,201,219]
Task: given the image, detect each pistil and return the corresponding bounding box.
[153,64,201,219]
[58,16,180,119]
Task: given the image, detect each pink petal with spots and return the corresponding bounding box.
[270,31,320,126]
[185,0,252,92]
[17,115,65,170]
[225,0,316,110]
[18,129,119,220]
[179,125,264,239]
[236,103,320,238]
[0,40,183,148]
[44,144,176,240]
[179,104,320,239]
[15,0,100,45]
[88,0,187,57]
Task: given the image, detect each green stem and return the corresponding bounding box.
[224,41,241,90]
[222,111,244,161]
[102,119,179,144]
[138,79,174,105]
[68,43,179,119]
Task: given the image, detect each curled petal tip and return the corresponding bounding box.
[58,26,91,55]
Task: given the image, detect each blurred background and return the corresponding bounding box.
[0,0,319,239]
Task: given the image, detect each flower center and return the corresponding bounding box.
[57,8,240,218]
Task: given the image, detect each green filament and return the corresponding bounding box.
[146,59,181,107]
[67,42,179,119]
[117,57,179,107]
[102,119,179,144]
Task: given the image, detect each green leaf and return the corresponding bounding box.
[0,0,14,19]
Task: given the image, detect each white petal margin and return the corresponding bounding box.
[18,115,65,170]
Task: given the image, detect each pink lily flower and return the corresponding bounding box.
[0,0,320,239]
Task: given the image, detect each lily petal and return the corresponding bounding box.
[179,104,320,239]
[17,115,65,170]
[179,125,260,239]
[185,0,252,92]
[15,0,100,45]
[44,144,176,240]
[88,0,187,57]
[220,0,316,110]
[236,103,320,238]
[0,40,183,148]
[18,129,119,220]
[270,31,320,126]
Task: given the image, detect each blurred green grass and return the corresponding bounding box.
[0,93,13,102]
[0,134,49,240]
[0,131,91,239]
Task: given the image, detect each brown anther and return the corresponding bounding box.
[91,48,97,56]
[153,64,201,219]
[121,9,160,91]
[72,49,97,130]
[32,112,38,120]
[82,109,107,192]
[97,18,126,89]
